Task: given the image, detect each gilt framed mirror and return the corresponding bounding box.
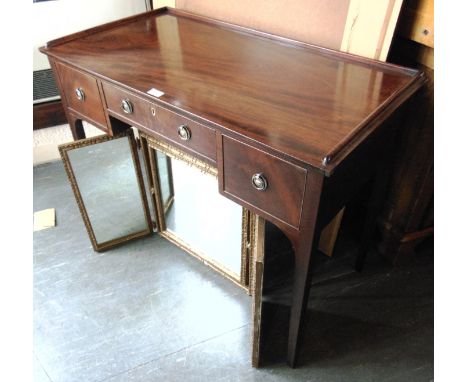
[58,129,153,251]
[140,132,258,291]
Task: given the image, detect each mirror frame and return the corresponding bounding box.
[140,132,256,291]
[58,129,153,252]
[156,151,175,215]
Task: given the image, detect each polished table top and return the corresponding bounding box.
[41,8,423,174]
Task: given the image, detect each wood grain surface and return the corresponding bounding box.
[41,8,423,172]
[56,62,108,128]
[221,135,307,229]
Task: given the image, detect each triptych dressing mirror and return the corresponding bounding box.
[140,132,258,290]
[58,127,259,291]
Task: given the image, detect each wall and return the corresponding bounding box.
[33,0,147,71]
[175,0,349,50]
[33,0,148,165]
[153,0,175,8]
[176,0,403,61]
[340,0,403,60]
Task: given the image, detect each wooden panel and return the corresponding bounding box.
[221,135,306,229]
[55,62,107,128]
[391,37,433,70]
[103,82,154,129]
[33,100,67,130]
[103,81,216,162]
[398,0,434,48]
[174,0,404,255]
[318,208,344,256]
[149,105,216,163]
[340,0,404,61]
[41,9,421,172]
[176,0,350,50]
[380,33,434,264]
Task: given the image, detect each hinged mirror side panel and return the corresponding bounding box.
[251,215,265,367]
[58,129,153,251]
[140,132,257,291]
[251,217,297,367]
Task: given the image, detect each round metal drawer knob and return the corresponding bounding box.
[75,88,85,101]
[177,125,191,140]
[121,99,133,114]
[252,173,268,191]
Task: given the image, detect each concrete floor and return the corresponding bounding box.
[33,160,434,382]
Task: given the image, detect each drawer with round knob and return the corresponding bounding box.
[102,82,216,163]
[148,106,216,163]
[102,82,153,129]
[220,135,307,228]
[56,62,107,128]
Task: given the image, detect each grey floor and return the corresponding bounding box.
[33,160,434,382]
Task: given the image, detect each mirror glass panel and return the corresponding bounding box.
[156,151,244,280]
[157,151,174,212]
[60,132,152,250]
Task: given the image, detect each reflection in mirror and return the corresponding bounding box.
[59,131,152,251]
[133,127,158,230]
[144,134,252,288]
[157,151,174,213]
[161,153,244,277]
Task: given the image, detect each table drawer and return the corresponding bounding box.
[149,107,216,162]
[103,83,216,162]
[56,62,107,128]
[221,136,307,228]
[102,82,153,128]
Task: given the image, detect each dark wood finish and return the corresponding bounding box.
[33,100,67,130]
[378,80,433,265]
[355,162,392,272]
[55,62,108,129]
[40,8,423,173]
[148,104,217,164]
[103,82,216,163]
[103,82,155,131]
[39,8,425,368]
[318,110,401,229]
[285,170,324,367]
[66,112,86,141]
[44,7,168,48]
[252,256,265,366]
[106,115,132,137]
[378,7,434,265]
[48,58,86,140]
[220,135,306,229]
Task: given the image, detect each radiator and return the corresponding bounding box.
[33,69,60,104]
